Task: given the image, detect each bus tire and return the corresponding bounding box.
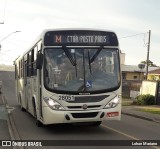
[33,100,37,118]
[21,107,26,112]
[36,120,43,127]
[92,121,102,126]
[19,95,26,112]
[33,100,43,127]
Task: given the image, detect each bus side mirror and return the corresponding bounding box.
[36,53,43,69]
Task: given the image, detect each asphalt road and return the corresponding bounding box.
[0,71,160,149]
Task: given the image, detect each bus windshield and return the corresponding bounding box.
[44,47,120,94]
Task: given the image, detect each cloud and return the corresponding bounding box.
[1,0,160,65]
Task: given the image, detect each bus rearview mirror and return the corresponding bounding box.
[36,53,43,69]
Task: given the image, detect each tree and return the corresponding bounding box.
[140,60,157,67]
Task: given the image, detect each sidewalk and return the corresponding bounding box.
[122,105,160,123]
[0,94,11,140]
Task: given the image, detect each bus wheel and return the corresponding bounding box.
[21,107,26,112]
[92,121,102,126]
[33,102,43,127]
[36,120,43,127]
[19,97,26,112]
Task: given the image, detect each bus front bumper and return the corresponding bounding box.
[42,104,121,125]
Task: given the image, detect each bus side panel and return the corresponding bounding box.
[26,77,33,114]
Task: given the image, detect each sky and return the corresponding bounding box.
[0,0,160,66]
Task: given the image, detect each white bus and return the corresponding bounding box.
[15,29,121,127]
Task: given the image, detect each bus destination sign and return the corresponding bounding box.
[55,35,108,44]
[44,30,118,46]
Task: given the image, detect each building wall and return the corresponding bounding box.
[122,80,142,98]
[122,72,144,80]
[120,53,125,65]
[148,74,160,81]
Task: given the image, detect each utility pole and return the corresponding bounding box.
[146,30,151,80]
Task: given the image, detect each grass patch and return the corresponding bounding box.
[139,108,160,115]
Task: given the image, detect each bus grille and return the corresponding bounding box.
[67,105,101,110]
[71,112,98,118]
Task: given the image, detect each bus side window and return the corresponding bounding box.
[17,62,19,79]
[32,46,37,76]
[27,52,32,77]
[19,61,21,78]
[15,64,17,79]
[21,59,23,78]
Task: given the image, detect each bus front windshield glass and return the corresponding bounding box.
[44,48,120,93]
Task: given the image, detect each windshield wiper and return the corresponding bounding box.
[62,46,77,77]
[88,46,103,75]
[62,46,76,66]
[88,50,92,74]
[89,46,103,64]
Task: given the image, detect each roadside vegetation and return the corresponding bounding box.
[138,108,160,114]
[122,94,155,106]
[135,94,155,105]
[122,94,160,115]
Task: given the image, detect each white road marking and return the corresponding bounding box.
[102,124,160,149]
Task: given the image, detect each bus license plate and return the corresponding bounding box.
[59,95,75,101]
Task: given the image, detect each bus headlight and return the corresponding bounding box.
[104,96,120,109]
[44,97,65,110]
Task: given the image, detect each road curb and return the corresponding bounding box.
[122,112,160,124]
[2,94,24,149]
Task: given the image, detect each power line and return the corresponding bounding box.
[118,32,149,47]
[1,39,26,49]
[118,33,146,39]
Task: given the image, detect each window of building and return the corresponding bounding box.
[122,73,126,80]
[133,76,137,79]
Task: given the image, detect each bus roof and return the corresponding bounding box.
[40,28,117,38]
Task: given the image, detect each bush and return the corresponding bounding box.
[136,94,155,105]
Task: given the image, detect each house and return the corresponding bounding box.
[148,68,160,81]
[121,65,145,80]
[121,64,159,81]
[121,64,159,98]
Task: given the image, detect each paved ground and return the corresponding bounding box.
[1,91,160,142]
[0,95,160,149]
[0,94,10,140]
[0,94,12,149]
